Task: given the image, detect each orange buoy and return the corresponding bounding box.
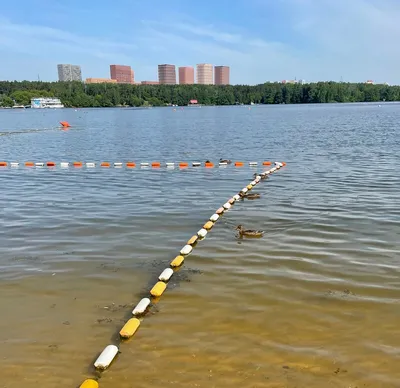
[282,162,287,166]
[0,161,8,167]
[205,162,214,168]
[60,121,70,127]
[234,161,244,167]
[152,162,161,168]
[25,161,34,167]
[73,161,83,168]
[179,162,189,168]
[46,161,55,167]
[263,161,272,166]
[101,162,110,168]
[126,162,136,168]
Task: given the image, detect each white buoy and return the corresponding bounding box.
[241,187,249,194]
[223,202,231,210]
[249,161,258,166]
[219,162,227,166]
[35,162,44,167]
[60,162,69,168]
[132,298,151,315]
[197,228,208,238]
[159,268,174,282]
[275,162,283,167]
[180,245,193,255]
[86,162,95,168]
[251,180,257,186]
[209,213,219,222]
[94,345,119,370]
[10,162,19,167]
[233,194,241,200]
[166,162,175,168]
[192,162,201,167]
[114,162,123,168]
[270,167,277,173]
[140,162,149,167]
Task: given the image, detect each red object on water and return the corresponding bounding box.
[60,121,71,127]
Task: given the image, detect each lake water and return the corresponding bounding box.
[0,104,399,388]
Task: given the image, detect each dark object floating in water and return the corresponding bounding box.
[235,224,264,238]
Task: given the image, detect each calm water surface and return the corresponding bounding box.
[0,104,399,387]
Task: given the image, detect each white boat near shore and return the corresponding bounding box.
[31,97,64,109]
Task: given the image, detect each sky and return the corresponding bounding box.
[0,0,400,85]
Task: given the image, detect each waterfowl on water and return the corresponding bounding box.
[220,158,232,164]
[253,173,268,180]
[239,192,261,200]
[235,225,265,238]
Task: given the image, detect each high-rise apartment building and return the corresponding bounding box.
[179,66,194,84]
[158,64,176,84]
[214,66,230,85]
[110,65,134,84]
[57,64,82,81]
[196,64,213,85]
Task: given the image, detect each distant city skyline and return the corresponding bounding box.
[0,1,397,85]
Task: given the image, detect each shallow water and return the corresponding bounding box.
[0,104,399,387]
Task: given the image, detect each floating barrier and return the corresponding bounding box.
[94,345,118,370]
[223,202,231,210]
[197,228,208,238]
[150,281,167,297]
[132,298,151,315]
[74,161,286,387]
[209,214,219,222]
[203,221,214,230]
[170,255,185,267]
[180,244,193,255]
[119,318,141,339]
[0,160,287,170]
[159,268,174,282]
[187,235,199,245]
[80,379,98,388]
[216,207,225,215]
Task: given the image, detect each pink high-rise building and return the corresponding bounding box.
[214,66,230,85]
[179,66,194,84]
[158,64,176,84]
[110,65,134,84]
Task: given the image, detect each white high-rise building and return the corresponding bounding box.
[57,64,82,81]
[196,64,213,85]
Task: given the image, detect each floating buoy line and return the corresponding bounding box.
[0,160,285,170]
[74,161,286,387]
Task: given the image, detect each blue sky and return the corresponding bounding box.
[1,0,399,84]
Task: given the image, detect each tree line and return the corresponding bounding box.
[1,80,400,108]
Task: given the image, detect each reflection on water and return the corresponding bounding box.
[0,104,399,387]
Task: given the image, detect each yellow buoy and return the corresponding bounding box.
[187,235,198,245]
[150,281,167,297]
[246,184,253,190]
[119,318,141,339]
[171,255,184,267]
[80,380,98,388]
[203,221,214,230]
